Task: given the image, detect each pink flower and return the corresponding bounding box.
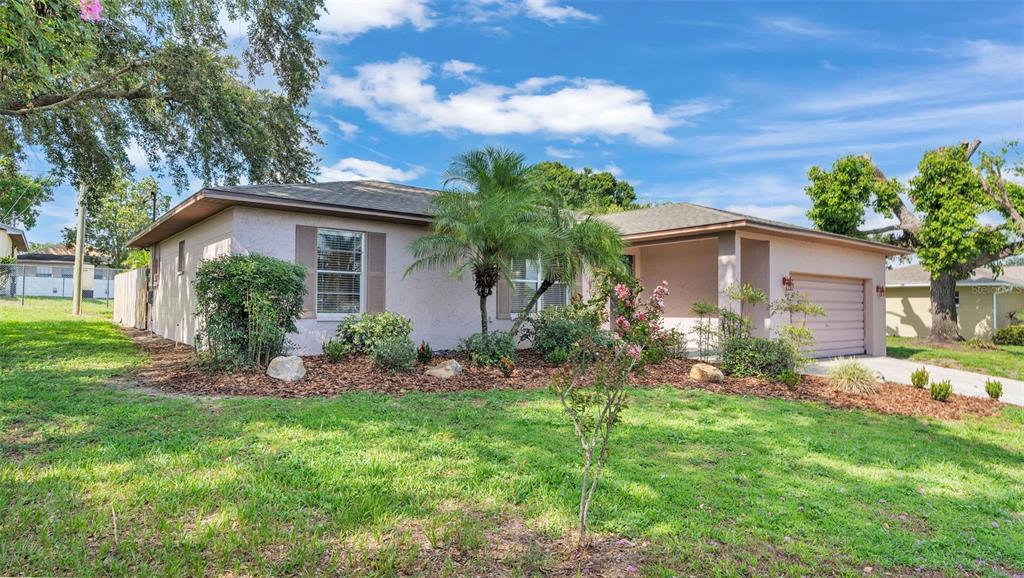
[615,315,631,332]
[80,0,102,21]
[625,344,642,361]
[614,283,631,300]
[636,312,647,321]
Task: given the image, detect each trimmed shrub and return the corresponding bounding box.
[645,328,688,365]
[370,335,417,372]
[460,331,517,367]
[417,341,433,364]
[826,359,878,395]
[524,304,602,364]
[779,368,801,389]
[985,379,1003,400]
[930,379,952,402]
[323,339,350,362]
[910,367,929,389]
[336,312,413,354]
[497,356,516,377]
[194,254,305,370]
[720,336,796,380]
[993,325,1024,346]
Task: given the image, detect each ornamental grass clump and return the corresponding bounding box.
[911,367,929,388]
[827,359,878,395]
[985,379,1003,400]
[930,380,953,402]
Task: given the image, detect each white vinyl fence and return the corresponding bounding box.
[113,268,148,329]
[1,264,123,304]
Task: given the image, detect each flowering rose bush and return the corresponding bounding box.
[80,0,102,21]
[606,276,684,365]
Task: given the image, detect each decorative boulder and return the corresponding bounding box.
[689,362,724,383]
[267,356,306,382]
[425,359,463,379]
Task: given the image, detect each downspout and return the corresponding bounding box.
[992,285,1011,335]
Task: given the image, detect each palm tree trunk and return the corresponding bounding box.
[473,264,500,338]
[479,293,489,337]
[928,272,961,342]
[510,279,555,335]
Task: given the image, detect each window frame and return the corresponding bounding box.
[509,258,568,317]
[315,228,366,320]
[177,240,185,275]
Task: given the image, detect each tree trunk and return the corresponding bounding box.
[473,263,501,337]
[928,273,961,342]
[479,293,489,337]
[510,278,555,335]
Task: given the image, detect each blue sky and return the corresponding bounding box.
[22,0,1024,244]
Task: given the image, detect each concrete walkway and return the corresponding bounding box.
[805,356,1024,407]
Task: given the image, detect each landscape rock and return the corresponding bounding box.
[267,356,306,382]
[425,359,463,379]
[689,362,724,383]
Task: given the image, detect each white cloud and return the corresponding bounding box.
[544,146,581,159]
[666,99,729,122]
[318,157,425,182]
[442,59,484,82]
[597,163,623,177]
[330,117,359,138]
[522,0,597,22]
[324,58,676,144]
[317,0,433,41]
[760,16,842,38]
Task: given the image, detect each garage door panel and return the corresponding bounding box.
[792,275,866,358]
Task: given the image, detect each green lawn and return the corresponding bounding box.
[3,297,1023,577]
[887,336,1024,381]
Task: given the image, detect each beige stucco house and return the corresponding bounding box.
[0,222,28,258]
[127,181,908,357]
[886,264,1024,339]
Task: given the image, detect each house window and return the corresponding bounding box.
[36,266,52,278]
[177,240,185,274]
[511,258,568,315]
[60,267,73,278]
[316,229,364,315]
[954,291,960,308]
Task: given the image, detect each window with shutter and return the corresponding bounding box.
[510,258,567,315]
[316,229,364,315]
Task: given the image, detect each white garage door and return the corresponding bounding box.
[792,275,866,358]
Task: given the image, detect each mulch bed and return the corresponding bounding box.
[123,329,1003,421]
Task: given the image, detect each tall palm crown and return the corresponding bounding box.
[406,147,549,336]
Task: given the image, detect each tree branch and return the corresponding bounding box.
[978,164,1024,232]
[860,153,922,237]
[959,239,1024,273]
[860,224,903,236]
[0,63,147,116]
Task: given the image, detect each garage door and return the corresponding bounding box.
[792,275,866,358]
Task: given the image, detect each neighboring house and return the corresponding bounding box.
[886,264,1024,339]
[126,181,909,357]
[0,222,28,258]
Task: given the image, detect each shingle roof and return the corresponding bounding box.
[16,253,77,262]
[208,180,441,217]
[887,264,1024,286]
[0,222,28,251]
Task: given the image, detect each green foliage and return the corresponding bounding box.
[532,161,641,213]
[805,155,904,238]
[62,175,170,267]
[779,369,801,389]
[0,255,14,288]
[335,312,413,355]
[724,282,768,307]
[965,337,998,350]
[194,254,305,370]
[417,341,433,364]
[523,303,603,364]
[985,379,1004,400]
[407,147,550,337]
[497,356,516,378]
[370,335,417,373]
[690,300,718,362]
[994,325,1024,346]
[1,0,322,190]
[123,249,150,270]
[0,156,55,229]
[549,333,639,545]
[323,339,350,363]
[719,336,796,380]
[771,291,827,370]
[931,380,953,402]
[826,359,879,395]
[911,367,930,389]
[460,331,517,367]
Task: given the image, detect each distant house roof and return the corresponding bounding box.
[130,180,441,248]
[0,222,28,251]
[599,202,909,255]
[16,253,78,263]
[887,264,1024,287]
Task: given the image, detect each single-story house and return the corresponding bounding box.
[886,264,1024,339]
[0,222,28,258]
[11,252,119,299]
[126,180,909,358]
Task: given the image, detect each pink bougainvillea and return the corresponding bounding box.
[613,283,631,301]
[80,0,103,22]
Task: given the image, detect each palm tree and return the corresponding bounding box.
[406,147,549,338]
[509,189,627,335]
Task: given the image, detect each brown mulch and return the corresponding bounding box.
[122,329,1004,421]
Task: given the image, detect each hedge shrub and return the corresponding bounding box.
[719,336,795,380]
[335,312,413,354]
[371,335,417,372]
[194,254,306,370]
[524,305,602,364]
[993,325,1024,346]
[930,380,953,402]
[460,331,517,367]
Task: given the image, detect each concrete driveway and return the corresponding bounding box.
[805,357,1024,407]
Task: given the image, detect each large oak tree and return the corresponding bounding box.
[806,140,1022,342]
